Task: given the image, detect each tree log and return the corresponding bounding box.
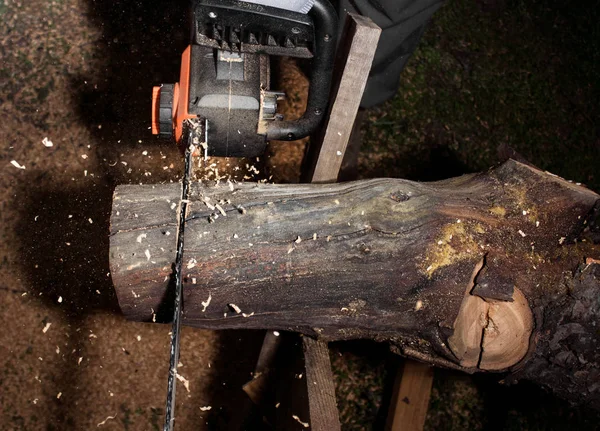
[109,160,600,408]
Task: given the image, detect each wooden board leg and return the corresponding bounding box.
[303,13,382,184]
[301,12,380,430]
[386,361,434,431]
[302,337,341,431]
[247,11,382,430]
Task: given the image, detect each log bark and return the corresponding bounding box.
[109,160,600,408]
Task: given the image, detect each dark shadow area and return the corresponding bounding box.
[69,0,188,161]
[60,1,272,428]
[14,173,118,315]
[197,329,265,430]
[403,142,471,182]
[13,172,116,428]
[360,117,473,182]
[472,373,600,431]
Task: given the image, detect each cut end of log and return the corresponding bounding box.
[448,259,533,371]
[479,288,533,370]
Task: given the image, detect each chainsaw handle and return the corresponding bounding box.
[265,0,338,141]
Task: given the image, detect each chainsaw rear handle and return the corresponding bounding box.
[265,0,338,141]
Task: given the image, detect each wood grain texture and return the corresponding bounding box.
[110,160,600,407]
[109,183,180,321]
[301,14,380,430]
[303,13,381,184]
[302,337,341,431]
[386,362,434,431]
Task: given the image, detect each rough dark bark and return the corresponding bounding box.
[109,160,600,408]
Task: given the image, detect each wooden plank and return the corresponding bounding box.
[300,13,434,431]
[302,13,380,431]
[243,12,381,429]
[304,13,382,184]
[302,337,341,431]
[386,362,434,431]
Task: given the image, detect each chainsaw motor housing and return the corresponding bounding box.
[152,0,337,157]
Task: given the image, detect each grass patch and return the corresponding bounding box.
[360,0,600,191]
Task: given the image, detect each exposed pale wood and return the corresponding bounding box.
[302,337,341,431]
[386,362,434,431]
[110,160,600,407]
[303,13,381,184]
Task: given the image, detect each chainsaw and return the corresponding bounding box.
[151,0,338,157]
[152,1,338,429]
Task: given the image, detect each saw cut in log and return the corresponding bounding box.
[448,259,534,370]
[109,160,600,408]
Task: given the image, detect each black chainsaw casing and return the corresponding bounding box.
[193,0,337,141]
[152,1,338,157]
[188,45,269,157]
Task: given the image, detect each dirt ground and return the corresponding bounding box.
[0,0,266,429]
[1,0,599,430]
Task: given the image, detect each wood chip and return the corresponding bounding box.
[215,203,227,216]
[202,196,215,210]
[229,303,242,314]
[292,415,309,428]
[176,373,191,393]
[10,160,26,169]
[97,414,117,427]
[201,293,212,312]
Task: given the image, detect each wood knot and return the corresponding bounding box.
[358,243,371,254]
[390,191,410,202]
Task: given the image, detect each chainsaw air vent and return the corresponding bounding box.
[194,0,314,58]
